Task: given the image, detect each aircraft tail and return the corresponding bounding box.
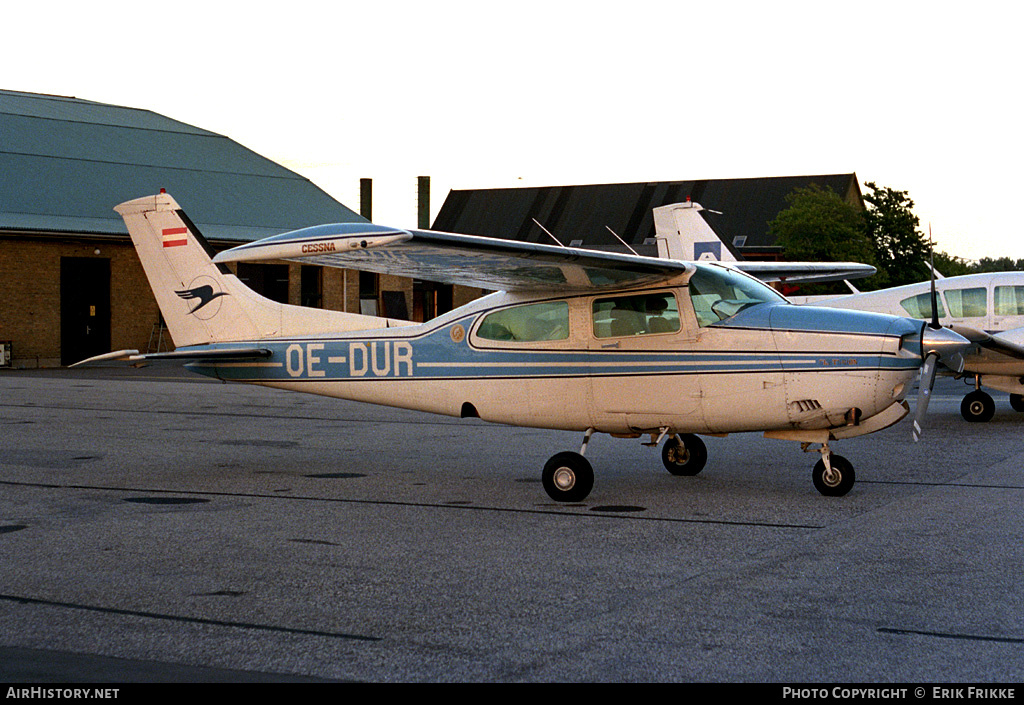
[652,202,737,263]
[115,192,393,348]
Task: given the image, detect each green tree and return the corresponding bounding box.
[972,256,1024,273]
[768,184,878,292]
[862,182,931,287]
[932,250,973,277]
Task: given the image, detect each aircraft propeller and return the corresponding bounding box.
[912,235,969,441]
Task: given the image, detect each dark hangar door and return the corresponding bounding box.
[60,257,111,366]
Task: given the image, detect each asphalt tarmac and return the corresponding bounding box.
[1,366,1022,683]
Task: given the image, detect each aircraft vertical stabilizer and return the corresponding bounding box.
[652,202,736,263]
[115,192,397,349]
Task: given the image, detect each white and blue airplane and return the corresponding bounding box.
[75,191,971,501]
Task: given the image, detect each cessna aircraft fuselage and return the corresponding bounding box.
[80,192,970,501]
[185,281,924,439]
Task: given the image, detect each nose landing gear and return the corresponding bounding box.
[811,447,855,497]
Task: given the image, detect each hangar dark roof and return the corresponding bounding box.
[0,89,365,242]
[433,174,862,258]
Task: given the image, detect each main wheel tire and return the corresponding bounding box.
[812,453,855,497]
[1010,394,1024,413]
[542,451,594,503]
[662,434,708,476]
[961,390,995,422]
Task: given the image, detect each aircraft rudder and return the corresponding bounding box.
[652,202,737,263]
[115,192,264,347]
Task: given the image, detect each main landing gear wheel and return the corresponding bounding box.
[542,451,594,503]
[961,390,995,422]
[812,453,855,497]
[662,434,707,476]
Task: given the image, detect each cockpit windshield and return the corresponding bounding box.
[688,263,786,327]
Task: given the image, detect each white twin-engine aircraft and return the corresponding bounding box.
[78,192,972,501]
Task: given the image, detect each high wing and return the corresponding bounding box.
[728,261,877,284]
[213,224,693,292]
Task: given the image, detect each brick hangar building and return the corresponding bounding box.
[0,89,478,367]
[0,89,864,368]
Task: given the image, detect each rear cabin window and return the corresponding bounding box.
[592,292,680,338]
[899,292,947,319]
[943,287,987,318]
[994,285,1024,315]
[476,301,570,342]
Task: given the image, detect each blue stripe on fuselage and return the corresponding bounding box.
[182,309,918,383]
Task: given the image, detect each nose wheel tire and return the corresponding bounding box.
[812,453,855,497]
[542,451,594,503]
[961,390,995,422]
[662,434,708,476]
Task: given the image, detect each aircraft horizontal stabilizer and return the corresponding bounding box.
[69,349,141,366]
[71,347,272,367]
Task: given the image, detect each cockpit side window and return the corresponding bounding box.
[687,263,785,327]
[592,292,680,338]
[475,301,570,342]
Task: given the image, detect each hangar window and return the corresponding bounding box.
[592,292,680,338]
[994,286,1024,316]
[476,301,569,342]
[899,292,947,319]
[943,287,987,318]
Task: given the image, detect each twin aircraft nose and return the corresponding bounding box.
[910,322,974,442]
[919,323,972,374]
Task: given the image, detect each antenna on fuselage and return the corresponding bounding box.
[532,218,566,247]
[605,226,640,256]
[928,224,940,330]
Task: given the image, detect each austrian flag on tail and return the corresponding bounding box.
[162,227,188,248]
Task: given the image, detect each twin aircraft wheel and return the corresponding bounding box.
[1011,394,1024,413]
[961,390,995,422]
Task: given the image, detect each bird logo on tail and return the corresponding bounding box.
[176,283,228,316]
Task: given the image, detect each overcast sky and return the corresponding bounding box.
[7,0,1023,260]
